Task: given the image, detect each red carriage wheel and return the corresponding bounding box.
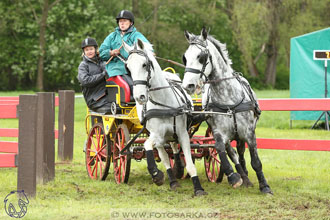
[85,123,112,180]
[204,127,222,182]
[113,124,131,184]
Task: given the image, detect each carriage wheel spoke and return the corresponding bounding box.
[88,155,97,166]
[89,136,98,153]
[91,158,97,178]
[97,154,103,177]
[94,157,99,178]
[211,152,220,163]
[97,144,107,158]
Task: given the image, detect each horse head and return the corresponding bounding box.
[182,27,212,95]
[123,39,154,105]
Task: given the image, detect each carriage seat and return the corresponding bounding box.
[106,75,134,103]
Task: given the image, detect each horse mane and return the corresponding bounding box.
[207,35,232,65]
[141,41,154,54]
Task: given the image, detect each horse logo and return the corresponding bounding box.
[4,190,29,218]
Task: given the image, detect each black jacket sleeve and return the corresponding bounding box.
[77,61,106,88]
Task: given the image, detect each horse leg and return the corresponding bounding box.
[214,133,242,188]
[247,136,273,194]
[157,146,180,190]
[226,143,253,187]
[236,140,249,176]
[170,142,184,179]
[179,132,207,196]
[144,138,165,186]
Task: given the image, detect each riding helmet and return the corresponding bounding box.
[116,10,134,24]
[81,37,98,49]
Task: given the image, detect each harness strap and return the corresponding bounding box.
[133,80,149,86]
[141,109,182,142]
[144,109,183,118]
[240,80,261,117]
[207,101,255,140]
[184,67,204,75]
[149,97,181,110]
[207,101,255,114]
[173,116,178,142]
[168,80,192,110]
[184,67,209,82]
[148,85,172,91]
[232,111,239,140]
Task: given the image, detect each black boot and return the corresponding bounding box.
[192,176,207,196]
[256,171,273,194]
[235,164,253,187]
[167,168,180,190]
[146,150,164,186]
[173,153,184,179]
[219,152,242,188]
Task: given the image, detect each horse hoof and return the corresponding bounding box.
[242,176,253,187]
[194,190,208,196]
[260,186,273,195]
[232,178,243,189]
[228,173,242,188]
[170,181,180,190]
[152,170,165,186]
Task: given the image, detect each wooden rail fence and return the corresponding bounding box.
[0,91,75,197]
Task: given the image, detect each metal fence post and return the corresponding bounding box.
[17,95,37,198]
[36,92,55,184]
[58,90,75,161]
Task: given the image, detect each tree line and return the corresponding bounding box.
[0,0,329,91]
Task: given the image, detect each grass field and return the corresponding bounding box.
[0,90,329,220]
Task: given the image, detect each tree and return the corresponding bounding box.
[264,0,281,86]
[35,0,61,91]
[226,0,330,88]
[0,0,329,91]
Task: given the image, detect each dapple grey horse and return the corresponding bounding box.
[182,28,272,194]
[123,39,207,196]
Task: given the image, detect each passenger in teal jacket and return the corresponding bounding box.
[99,10,150,91]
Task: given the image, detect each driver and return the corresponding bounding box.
[99,10,151,93]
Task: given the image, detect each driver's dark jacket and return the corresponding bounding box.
[77,55,108,111]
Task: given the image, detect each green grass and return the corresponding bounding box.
[0,90,330,220]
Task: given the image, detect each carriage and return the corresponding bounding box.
[83,28,272,195]
[84,68,221,185]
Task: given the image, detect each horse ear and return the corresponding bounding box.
[201,27,208,40]
[137,38,144,50]
[122,40,133,53]
[184,30,192,41]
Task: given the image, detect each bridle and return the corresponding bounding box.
[183,38,211,82]
[184,37,236,84]
[126,48,190,110]
[127,48,154,88]
[184,37,247,111]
